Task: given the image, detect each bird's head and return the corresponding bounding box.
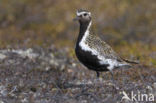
[73,9,92,24]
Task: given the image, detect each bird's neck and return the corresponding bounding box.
[76,21,92,45]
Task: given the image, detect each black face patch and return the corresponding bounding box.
[79,16,91,24]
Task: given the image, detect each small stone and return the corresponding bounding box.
[21,98,28,103]
[45,67,50,71]
[0,53,6,60]
[146,85,153,93]
[60,65,65,71]
[81,100,87,103]
[98,77,103,82]
[153,82,156,89]
[72,63,76,67]
[153,82,156,96]
[0,100,4,103]
[67,69,73,73]
[87,80,93,84]
[0,85,7,96]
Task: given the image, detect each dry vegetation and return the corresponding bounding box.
[0,0,156,103]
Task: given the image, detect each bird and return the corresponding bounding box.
[74,9,138,79]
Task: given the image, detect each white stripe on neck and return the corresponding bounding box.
[79,21,92,49]
[79,21,128,70]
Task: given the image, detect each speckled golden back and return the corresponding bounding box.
[85,33,124,62]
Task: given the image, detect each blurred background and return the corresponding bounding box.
[0,0,156,66]
[0,0,155,102]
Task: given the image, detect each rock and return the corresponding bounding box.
[0,53,6,60]
[153,82,156,89]
[146,85,153,93]
[0,85,7,96]
[11,48,39,59]
[153,82,156,96]
[0,100,4,103]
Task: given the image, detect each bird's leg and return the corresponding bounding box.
[109,70,119,91]
[110,70,115,83]
[94,71,100,83]
[95,71,102,86]
[96,71,100,78]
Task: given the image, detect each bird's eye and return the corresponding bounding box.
[84,13,87,16]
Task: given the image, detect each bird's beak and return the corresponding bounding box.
[73,16,80,21]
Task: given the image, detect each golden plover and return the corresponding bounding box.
[74,9,138,78]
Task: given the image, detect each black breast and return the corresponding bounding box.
[75,45,109,72]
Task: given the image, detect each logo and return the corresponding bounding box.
[121,91,155,102]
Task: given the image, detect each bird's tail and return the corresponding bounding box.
[123,58,139,64]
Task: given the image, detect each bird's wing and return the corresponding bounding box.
[91,36,124,62]
[92,36,138,64]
